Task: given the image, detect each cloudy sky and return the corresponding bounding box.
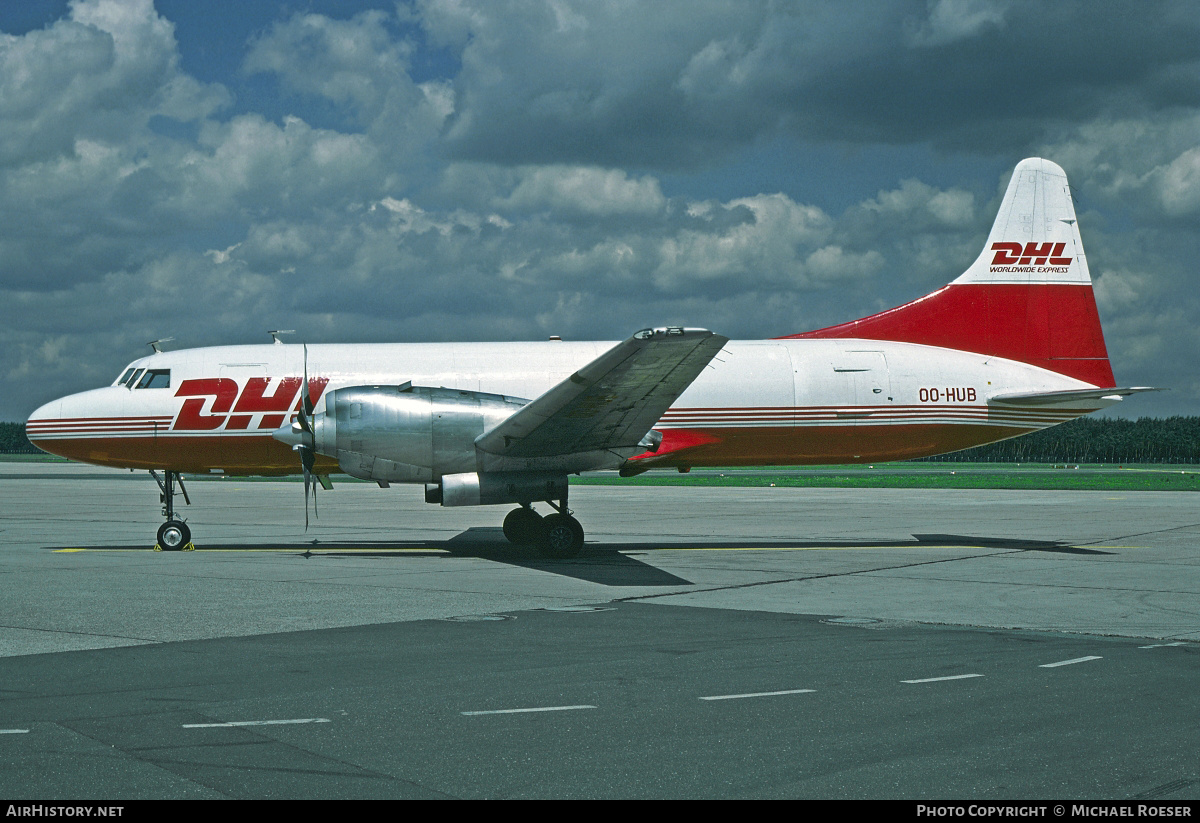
[3,0,1198,421]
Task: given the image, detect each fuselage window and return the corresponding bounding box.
[116,368,137,387]
[136,369,171,389]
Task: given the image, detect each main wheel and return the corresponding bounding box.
[157,520,191,551]
[539,513,584,559]
[502,507,543,544]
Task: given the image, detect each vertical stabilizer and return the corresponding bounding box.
[782,158,1116,387]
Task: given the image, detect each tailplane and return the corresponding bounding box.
[781,158,1116,388]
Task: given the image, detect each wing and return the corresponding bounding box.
[475,327,727,465]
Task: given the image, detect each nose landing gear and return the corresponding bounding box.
[150,469,194,551]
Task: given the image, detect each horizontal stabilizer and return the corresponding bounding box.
[990,386,1160,409]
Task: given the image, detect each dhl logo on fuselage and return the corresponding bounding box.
[989,241,1072,269]
[171,377,329,431]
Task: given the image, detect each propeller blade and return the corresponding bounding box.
[302,343,315,413]
[302,444,318,525]
[294,344,320,531]
[303,464,311,531]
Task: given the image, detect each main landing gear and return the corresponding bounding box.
[502,500,585,559]
[150,469,193,551]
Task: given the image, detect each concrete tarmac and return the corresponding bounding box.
[1,462,1198,799]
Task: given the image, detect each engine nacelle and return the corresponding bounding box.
[308,385,528,484]
[427,471,569,507]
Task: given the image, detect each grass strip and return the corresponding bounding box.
[573,471,1200,492]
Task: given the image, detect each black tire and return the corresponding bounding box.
[157,520,191,551]
[502,507,543,544]
[539,513,584,559]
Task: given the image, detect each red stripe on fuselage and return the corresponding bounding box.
[32,419,1047,474]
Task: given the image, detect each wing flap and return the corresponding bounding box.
[476,327,727,460]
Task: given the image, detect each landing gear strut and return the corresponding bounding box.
[150,469,193,551]
[502,492,584,559]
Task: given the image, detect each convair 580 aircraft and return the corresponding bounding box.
[27,159,1153,556]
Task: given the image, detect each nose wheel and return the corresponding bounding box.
[150,470,194,551]
[156,520,192,551]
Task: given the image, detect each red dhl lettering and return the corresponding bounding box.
[989,241,1072,267]
[172,377,329,431]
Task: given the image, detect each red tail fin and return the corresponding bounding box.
[781,158,1115,388]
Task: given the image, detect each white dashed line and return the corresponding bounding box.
[902,674,984,684]
[0,729,30,734]
[461,705,597,716]
[699,689,816,701]
[1039,656,1102,668]
[1140,642,1187,649]
[182,718,331,728]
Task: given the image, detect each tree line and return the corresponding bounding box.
[1,422,41,453]
[916,415,1200,464]
[3,416,1199,463]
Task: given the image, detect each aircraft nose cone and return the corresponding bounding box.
[27,398,60,423]
[25,398,64,447]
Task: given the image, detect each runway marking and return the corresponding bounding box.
[1140,642,1188,649]
[193,548,448,553]
[655,545,989,552]
[902,674,984,684]
[55,547,448,553]
[699,689,816,701]
[53,545,997,555]
[1039,656,1102,668]
[461,705,596,716]
[0,729,30,734]
[182,718,331,728]
[55,544,1024,554]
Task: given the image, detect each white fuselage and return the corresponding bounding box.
[27,337,1099,476]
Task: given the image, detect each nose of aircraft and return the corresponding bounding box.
[23,387,148,465]
[25,396,69,457]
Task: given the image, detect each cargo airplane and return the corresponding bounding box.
[27,158,1153,556]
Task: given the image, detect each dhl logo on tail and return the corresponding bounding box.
[989,242,1072,268]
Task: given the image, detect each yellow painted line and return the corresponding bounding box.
[55,547,448,553]
[59,544,1058,554]
[653,545,988,552]
[193,547,448,553]
[1083,546,1147,549]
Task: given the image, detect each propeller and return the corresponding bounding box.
[293,344,318,529]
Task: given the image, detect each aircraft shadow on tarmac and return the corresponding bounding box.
[46,530,1110,588]
[911,534,1113,555]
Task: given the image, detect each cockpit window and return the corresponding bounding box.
[116,368,137,387]
[135,369,171,389]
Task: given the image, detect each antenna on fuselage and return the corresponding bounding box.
[148,338,174,353]
[268,330,295,345]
